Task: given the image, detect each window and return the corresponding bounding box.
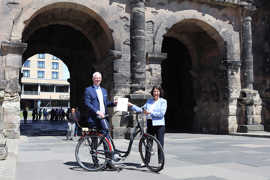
[38,54,45,59]
[23,70,30,77]
[52,62,59,70]
[37,71,45,79]
[23,60,30,67]
[56,85,69,92]
[38,61,45,68]
[52,56,58,60]
[23,84,38,95]
[52,71,59,79]
[40,85,54,92]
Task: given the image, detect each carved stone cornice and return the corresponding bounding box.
[1,41,27,56]
[144,0,255,9]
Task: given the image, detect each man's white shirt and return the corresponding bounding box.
[95,86,105,114]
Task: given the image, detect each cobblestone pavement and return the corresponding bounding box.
[13,132,270,180]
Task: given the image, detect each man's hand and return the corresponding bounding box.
[97,111,105,118]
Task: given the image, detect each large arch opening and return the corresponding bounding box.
[21,2,114,129]
[162,19,226,133]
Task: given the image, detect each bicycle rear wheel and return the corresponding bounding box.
[75,134,110,171]
[139,133,165,172]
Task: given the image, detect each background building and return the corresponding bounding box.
[20,53,70,110]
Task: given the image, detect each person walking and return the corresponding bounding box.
[128,86,167,167]
[66,107,80,140]
[84,72,117,169]
[23,107,28,124]
[38,108,42,120]
[43,108,48,121]
[32,108,37,121]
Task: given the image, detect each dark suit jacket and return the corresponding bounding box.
[84,85,114,125]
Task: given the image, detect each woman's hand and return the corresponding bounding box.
[128,102,133,107]
[143,109,151,115]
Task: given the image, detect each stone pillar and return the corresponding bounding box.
[242,16,254,90]
[238,16,263,133]
[130,0,146,93]
[223,60,241,133]
[1,41,27,139]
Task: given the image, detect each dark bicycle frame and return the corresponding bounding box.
[101,112,147,159]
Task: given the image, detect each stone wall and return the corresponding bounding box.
[0,0,266,138]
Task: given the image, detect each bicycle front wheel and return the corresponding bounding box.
[139,133,165,172]
[75,134,110,171]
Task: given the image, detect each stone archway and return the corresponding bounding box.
[22,2,115,109]
[0,2,122,137]
[161,19,234,133]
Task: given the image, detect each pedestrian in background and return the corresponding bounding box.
[66,107,80,140]
[32,108,37,121]
[43,108,48,121]
[38,108,42,120]
[23,107,28,124]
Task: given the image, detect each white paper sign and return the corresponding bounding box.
[116,97,128,112]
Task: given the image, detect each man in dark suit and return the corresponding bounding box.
[84,72,116,136]
[84,72,117,170]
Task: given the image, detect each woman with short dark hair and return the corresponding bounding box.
[129,86,167,166]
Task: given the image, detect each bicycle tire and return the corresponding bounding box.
[139,133,165,172]
[75,133,111,171]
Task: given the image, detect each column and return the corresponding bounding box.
[238,16,263,132]
[242,16,254,89]
[130,0,146,93]
[1,41,27,139]
[223,60,241,133]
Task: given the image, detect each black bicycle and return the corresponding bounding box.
[75,112,165,172]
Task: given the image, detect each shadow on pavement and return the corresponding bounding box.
[64,161,151,173]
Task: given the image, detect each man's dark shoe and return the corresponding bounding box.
[105,163,118,171]
[93,163,99,168]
